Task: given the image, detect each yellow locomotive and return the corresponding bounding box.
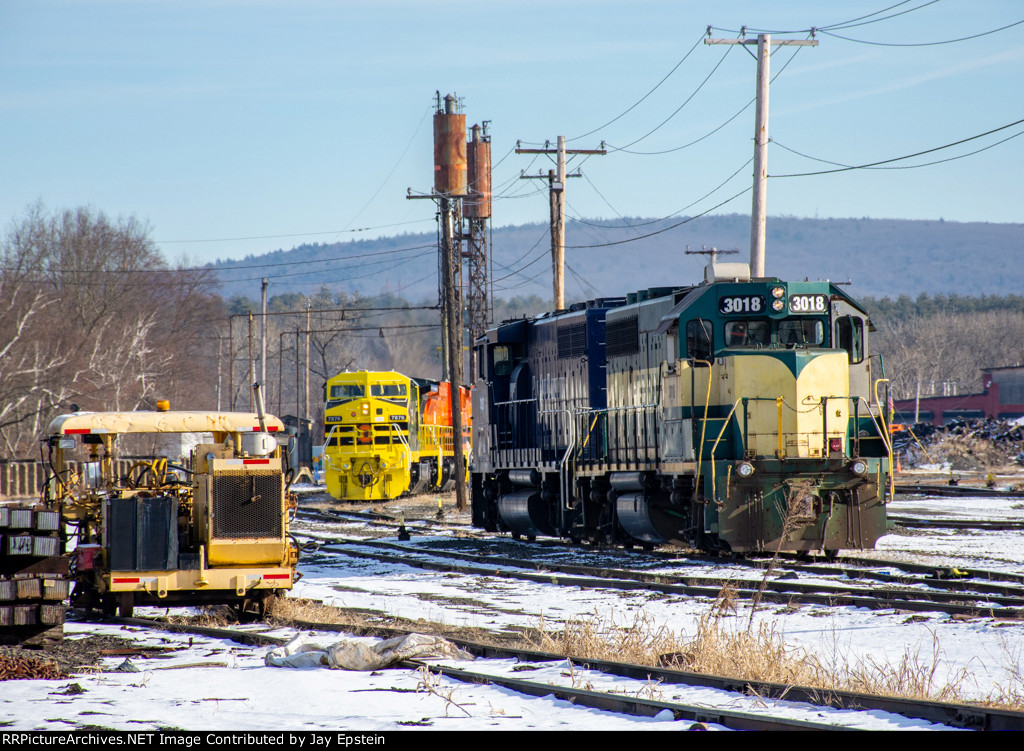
[42,404,298,618]
[323,370,471,501]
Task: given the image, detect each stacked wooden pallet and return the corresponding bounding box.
[0,504,68,643]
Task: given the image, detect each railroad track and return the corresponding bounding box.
[888,515,1024,531]
[291,520,1024,620]
[102,612,1024,730]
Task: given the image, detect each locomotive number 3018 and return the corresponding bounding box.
[789,294,828,313]
[718,295,765,314]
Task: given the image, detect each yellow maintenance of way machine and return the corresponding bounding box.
[42,404,299,618]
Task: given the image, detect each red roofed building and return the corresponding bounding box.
[893,365,1024,426]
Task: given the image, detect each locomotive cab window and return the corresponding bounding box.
[835,316,864,363]
[330,383,364,399]
[328,383,364,408]
[370,383,407,398]
[725,320,770,348]
[778,319,825,347]
[492,345,513,377]
[685,320,713,362]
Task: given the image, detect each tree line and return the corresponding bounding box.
[0,203,221,456]
[2,201,1014,457]
[862,295,1024,401]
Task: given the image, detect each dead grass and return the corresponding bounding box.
[525,589,1024,711]
[263,596,511,647]
[180,591,1024,711]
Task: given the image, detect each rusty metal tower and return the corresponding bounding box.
[431,92,468,511]
[464,121,492,377]
[432,92,467,383]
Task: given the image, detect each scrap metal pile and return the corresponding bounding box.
[895,417,1024,470]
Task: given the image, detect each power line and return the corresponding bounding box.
[773,130,1024,170]
[819,17,1024,46]
[0,242,438,277]
[157,218,433,244]
[824,0,941,31]
[565,186,752,250]
[566,156,753,231]
[771,116,1024,178]
[606,41,805,156]
[567,32,706,143]
[605,40,737,153]
[336,104,432,236]
[709,1,939,35]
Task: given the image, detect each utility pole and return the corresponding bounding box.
[408,91,470,511]
[304,301,311,429]
[516,137,605,310]
[260,278,268,389]
[705,30,817,277]
[247,312,255,411]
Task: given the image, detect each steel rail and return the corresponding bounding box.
[109,614,1024,730]
[293,511,1024,600]
[302,535,1024,617]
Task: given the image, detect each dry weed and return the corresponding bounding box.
[414,666,471,717]
[526,607,1024,710]
[265,596,346,624]
[560,661,594,691]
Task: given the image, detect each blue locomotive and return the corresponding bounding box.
[470,260,891,554]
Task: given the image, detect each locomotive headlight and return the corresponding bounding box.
[849,459,868,476]
[361,403,370,415]
[771,299,785,311]
[771,286,785,298]
[735,461,756,478]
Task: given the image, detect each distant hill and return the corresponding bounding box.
[210,214,1023,305]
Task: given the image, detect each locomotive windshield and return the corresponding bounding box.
[329,383,364,400]
[370,383,407,398]
[778,319,824,346]
[725,320,770,347]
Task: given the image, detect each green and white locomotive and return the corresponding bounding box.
[470,260,891,555]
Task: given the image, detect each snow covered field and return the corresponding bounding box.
[2,490,1022,731]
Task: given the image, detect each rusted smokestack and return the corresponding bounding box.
[433,93,467,196]
[465,123,492,219]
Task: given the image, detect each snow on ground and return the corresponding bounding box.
[2,491,1022,731]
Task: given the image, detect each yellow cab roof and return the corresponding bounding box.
[47,411,285,436]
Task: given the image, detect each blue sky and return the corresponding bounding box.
[2,0,1021,266]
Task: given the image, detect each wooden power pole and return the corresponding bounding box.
[705,31,817,277]
[408,92,469,511]
[516,137,605,310]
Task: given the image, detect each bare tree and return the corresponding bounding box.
[0,203,223,455]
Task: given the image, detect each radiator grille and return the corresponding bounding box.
[211,471,282,539]
[606,316,639,357]
[557,322,587,359]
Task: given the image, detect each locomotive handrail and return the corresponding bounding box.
[573,402,660,415]
[322,424,341,472]
[708,392,894,506]
[872,378,896,503]
[691,359,714,502]
[741,394,891,461]
[539,407,577,526]
[388,422,411,470]
[707,399,744,505]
